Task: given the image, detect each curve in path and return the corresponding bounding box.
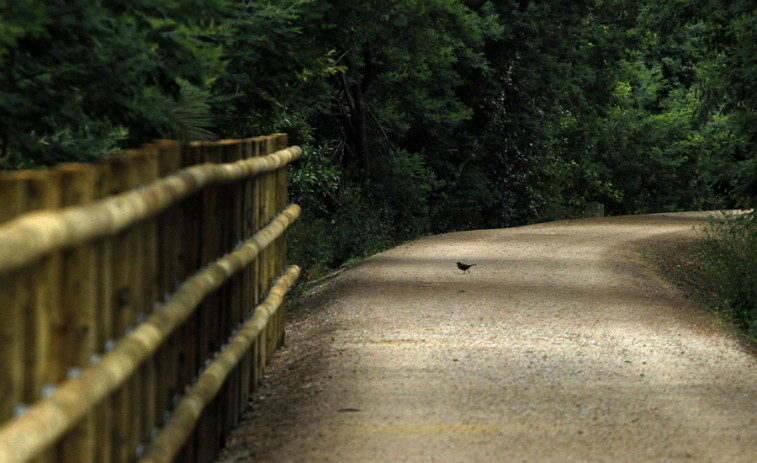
[216,212,757,463]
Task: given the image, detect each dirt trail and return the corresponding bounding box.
[215,212,757,462]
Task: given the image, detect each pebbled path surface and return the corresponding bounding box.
[215,212,757,462]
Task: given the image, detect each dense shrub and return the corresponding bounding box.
[287,185,395,280]
[699,213,757,339]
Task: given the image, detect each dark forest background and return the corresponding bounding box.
[2,1,756,337]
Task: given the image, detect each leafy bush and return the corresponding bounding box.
[372,149,441,237]
[0,0,223,167]
[699,213,757,339]
[287,185,395,281]
[288,144,399,279]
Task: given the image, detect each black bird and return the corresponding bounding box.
[457,262,476,273]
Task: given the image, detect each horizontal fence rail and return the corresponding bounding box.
[139,265,300,463]
[0,134,302,463]
[0,145,301,275]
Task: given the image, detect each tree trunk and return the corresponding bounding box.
[334,45,373,182]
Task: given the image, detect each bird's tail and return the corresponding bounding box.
[470,264,477,267]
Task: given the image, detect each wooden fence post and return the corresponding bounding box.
[221,140,245,442]
[240,138,256,405]
[175,141,204,463]
[135,148,160,462]
[27,172,62,397]
[263,135,278,362]
[0,171,62,431]
[151,140,183,450]
[0,173,26,424]
[92,161,114,463]
[250,137,265,393]
[0,170,62,463]
[54,164,99,463]
[104,152,146,463]
[196,142,222,463]
[274,134,289,349]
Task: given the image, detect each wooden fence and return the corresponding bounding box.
[0,134,302,463]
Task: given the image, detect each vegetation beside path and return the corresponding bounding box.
[645,213,757,344]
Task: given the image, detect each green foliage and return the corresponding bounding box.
[288,141,342,216]
[442,0,638,226]
[695,0,757,208]
[548,2,736,217]
[591,80,723,214]
[0,0,223,167]
[699,214,757,340]
[372,149,442,237]
[287,185,394,278]
[209,0,339,139]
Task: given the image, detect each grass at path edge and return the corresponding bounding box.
[643,232,757,348]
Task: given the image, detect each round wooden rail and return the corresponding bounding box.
[0,204,301,463]
[0,146,302,276]
[138,265,301,463]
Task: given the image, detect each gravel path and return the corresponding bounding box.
[216,212,757,462]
